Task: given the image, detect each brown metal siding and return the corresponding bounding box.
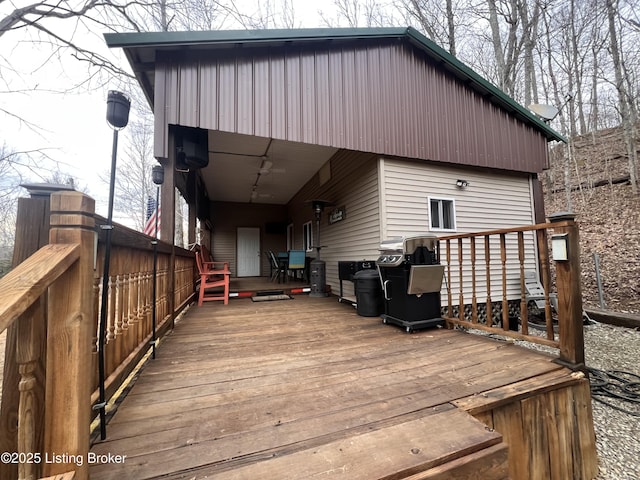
[155,41,548,173]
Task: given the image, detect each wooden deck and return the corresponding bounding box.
[228,275,309,295]
[89,294,595,480]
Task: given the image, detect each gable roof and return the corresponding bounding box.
[105,27,564,143]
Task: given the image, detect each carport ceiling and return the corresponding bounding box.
[202,131,338,204]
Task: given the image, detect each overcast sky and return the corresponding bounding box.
[1,0,341,219]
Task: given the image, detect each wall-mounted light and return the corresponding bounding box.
[456,179,469,188]
[551,234,569,261]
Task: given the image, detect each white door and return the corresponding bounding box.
[237,227,261,277]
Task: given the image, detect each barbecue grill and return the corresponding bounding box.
[376,235,445,332]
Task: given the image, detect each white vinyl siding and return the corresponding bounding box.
[288,150,380,298]
[380,158,538,304]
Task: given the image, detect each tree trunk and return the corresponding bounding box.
[446,0,456,56]
[606,0,638,193]
[486,0,507,91]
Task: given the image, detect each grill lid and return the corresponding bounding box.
[378,237,404,253]
[377,234,439,267]
[403,234,438,255]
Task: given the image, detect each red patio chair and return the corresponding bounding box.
[195,250,230,306]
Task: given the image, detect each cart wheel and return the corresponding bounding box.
[382,318,387,324]
[406,326,412,333]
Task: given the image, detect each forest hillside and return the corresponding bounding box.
[542,126,639,314]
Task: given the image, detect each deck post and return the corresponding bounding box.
[548,212,585,370]
[0,193,51,480]
[42,191,95,480]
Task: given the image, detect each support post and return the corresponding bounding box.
[1,193,51,480]
[161,130,176,326]
[42,192,95,480]
[549,212,585,370]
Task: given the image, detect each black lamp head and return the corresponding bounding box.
[152,165,165,185]
[311,199,332,212]
[305,199,334,219]
[106,90,131,129]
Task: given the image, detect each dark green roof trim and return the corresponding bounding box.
[104,26,565,143]
[104,27,411,49]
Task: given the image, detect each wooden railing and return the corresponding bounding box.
[438,214,585,368]
[91,215,195,410]
[0,191,196,480]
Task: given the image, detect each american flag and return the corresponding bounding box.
[143,196,161,237]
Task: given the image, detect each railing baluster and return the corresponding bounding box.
[458,237,464,322]
[16,301,45,480]
[518,231,528,335]
[115,273,125,367]
[106,275,117,375]
[470,237,477,324]
[121,272,131,357]
[92,277,100,394]
[446,239,453,318]
[484,235,492,327]
[500,233,508,331]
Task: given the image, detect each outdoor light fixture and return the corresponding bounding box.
[152,164,165,185]
[106,91,131,129]
[551,234,569,261]
[97,90,131,441]
[456,179,469,188]
[150,164,164,360]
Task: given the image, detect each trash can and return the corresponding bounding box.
[353,269,383,317]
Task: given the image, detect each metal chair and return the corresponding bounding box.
[287,250,306,281]
[268,251,286,283]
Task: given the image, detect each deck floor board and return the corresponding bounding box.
[89,295,569,479]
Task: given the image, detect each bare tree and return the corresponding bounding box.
[399,0,463,55]
[0,145,22,253]
[320,0,396,28]
[606,0,638,193]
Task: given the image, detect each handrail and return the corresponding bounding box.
[0,191,197,480]
[437,220,573,240]
[0,244,79,334]
[437,215,585,369]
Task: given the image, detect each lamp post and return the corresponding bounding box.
[97,91,130,440]
[151,165,164,360]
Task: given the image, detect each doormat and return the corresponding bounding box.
[251,294,293,302]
